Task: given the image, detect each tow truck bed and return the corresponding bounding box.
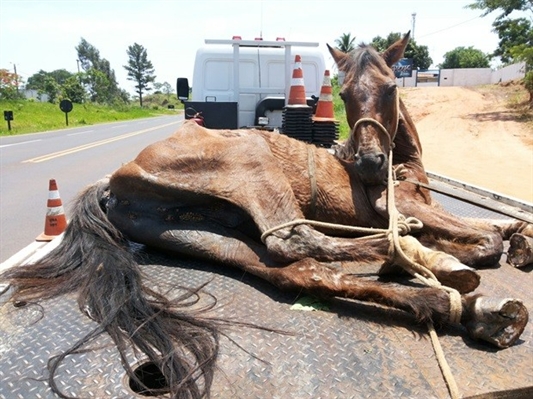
[1,177,532,399]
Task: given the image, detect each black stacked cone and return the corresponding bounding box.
[312,120,339,148]
[282,105,314,143]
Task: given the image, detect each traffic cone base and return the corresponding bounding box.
[36,179,67,242]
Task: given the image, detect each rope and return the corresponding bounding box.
[307,146,318,219]
[261,93,462,397]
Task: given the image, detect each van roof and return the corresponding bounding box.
[205,39,320,48]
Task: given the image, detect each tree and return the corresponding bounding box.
[42,76,61,103]
[0,68,23,100]
[335,33,356,53]
[26,69,72,90]
[76,38,124,104]
[467,0,533,106]
[439,46,491,68]
[162,82,172,98]
[62,75,86,103]
[124,43,156,107]
[27,69,76,103]
[370,32,433,70]
[492,17,533,63]
[83,68,112,103]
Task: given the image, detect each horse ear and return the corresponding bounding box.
[327,44,350,71]
[382,31,410,67]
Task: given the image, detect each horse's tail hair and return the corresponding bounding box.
[1,179,220,399]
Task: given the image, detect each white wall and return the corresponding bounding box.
[395,70,418,87]
[491,62,526,84]
[439,62,525,87]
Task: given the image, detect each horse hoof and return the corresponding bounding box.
[433,257,480,294]
[507,233,533,268]
[465,297,529,348]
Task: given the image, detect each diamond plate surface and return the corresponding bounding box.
[1,193,532,399]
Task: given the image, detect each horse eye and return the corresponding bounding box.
[339,91,347,102]
[387,85,397,96]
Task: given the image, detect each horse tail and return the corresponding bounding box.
[1,179,220,398]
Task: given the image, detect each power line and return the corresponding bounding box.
[418,16,482,39]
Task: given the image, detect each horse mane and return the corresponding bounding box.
[344,42,381,81]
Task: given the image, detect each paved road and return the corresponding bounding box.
[0,115,184,262]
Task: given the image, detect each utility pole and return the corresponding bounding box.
[411,13,417,40]
[12,63,19,93]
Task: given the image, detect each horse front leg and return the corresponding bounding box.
[463,218,533,268]
[369,183,508,268]
[393,235,480,294]
[508,233,533,267]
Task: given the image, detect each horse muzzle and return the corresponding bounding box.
[354,152,388,185]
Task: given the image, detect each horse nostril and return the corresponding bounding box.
[354,152,388,185]
[376,153,386,168]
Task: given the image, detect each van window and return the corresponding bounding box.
[239,61,257,88]
[265,61,319,92]
[302,63,319,93]
[266,61,285,88]
[205,60,231,90]
[204,60,258,91]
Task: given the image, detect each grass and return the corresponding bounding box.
[0,96,183,136]
[332,83,351,141]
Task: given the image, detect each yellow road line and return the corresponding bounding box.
[23,121,181,164]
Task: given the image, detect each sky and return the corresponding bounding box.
[0,0,506,96]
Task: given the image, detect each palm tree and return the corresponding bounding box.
[335,33,356,53]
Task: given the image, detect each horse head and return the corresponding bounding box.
[328,32,410,185]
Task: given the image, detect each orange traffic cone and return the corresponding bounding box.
[288,55,307,105]
[313,70,337,121]
[36,179,67,241]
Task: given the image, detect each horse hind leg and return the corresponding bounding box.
[270,257,528,348]
[463,295,529,348]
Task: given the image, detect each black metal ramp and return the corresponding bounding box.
[1,190,532,399]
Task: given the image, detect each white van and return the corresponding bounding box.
[177,38,326,129]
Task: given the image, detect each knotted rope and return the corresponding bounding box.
[261,96,462,398]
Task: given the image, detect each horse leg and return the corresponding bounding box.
[462,218,533,268]
[393,236,480,294]
[508,233,533,268]
[369,185,507,268]
[254,253,526,349]
[462,295,529,348]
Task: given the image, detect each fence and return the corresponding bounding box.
[395,62,526,88]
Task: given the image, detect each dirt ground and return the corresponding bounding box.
[400,84,532,203]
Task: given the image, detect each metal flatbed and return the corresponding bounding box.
[1,177,532,399]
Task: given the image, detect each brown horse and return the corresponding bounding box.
[1,34,531,399]
[328,33,532,270]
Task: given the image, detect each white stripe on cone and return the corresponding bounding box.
[48,190,60,199]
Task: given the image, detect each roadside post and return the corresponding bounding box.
[59,99,73,126]
[3,110,13,131]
